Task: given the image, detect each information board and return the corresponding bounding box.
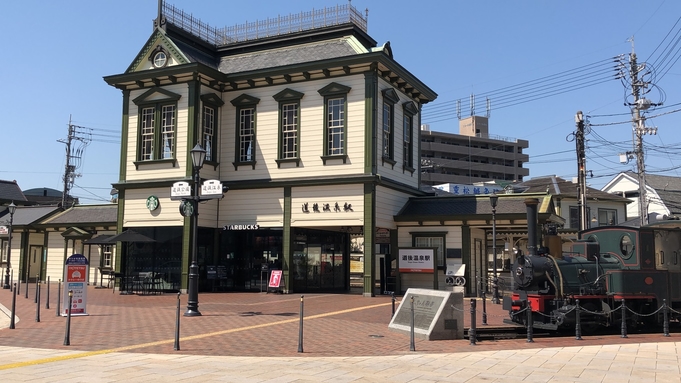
[62,254,89,316]
[388,288,463,340]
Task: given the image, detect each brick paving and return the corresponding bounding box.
[1,283,679,358]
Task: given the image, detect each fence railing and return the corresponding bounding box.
[162,1,368,47]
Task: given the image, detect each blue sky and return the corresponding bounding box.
[1,1,680,203]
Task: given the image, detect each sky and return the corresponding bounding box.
[1,0,680,204]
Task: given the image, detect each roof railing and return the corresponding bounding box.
[162,1,368,47]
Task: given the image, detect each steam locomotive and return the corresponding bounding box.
[503,221,681,331]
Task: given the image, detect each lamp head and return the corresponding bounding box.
[190,144,207,169]
[489,193,498,208]
[8,201,16,215]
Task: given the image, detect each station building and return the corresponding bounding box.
[103,2,437,296]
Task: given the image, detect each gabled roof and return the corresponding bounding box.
[603,171,681,215]
[394,193,564,224]
[37,204,117,227]
[105,6,437,104]
[218,36,366,74]
[0,179,28,204]
[518,175,629,203]
[637,172,681,214]
[0,205,61,226]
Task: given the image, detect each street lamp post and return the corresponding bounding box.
[3,202,16,290]
[185,144,206,317]
[489,193,499,304]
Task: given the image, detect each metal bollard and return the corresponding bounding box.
[526,300,534,343]
[298,295,304,353]
[469,298,477,346]
[410,296,416,351]
[56,279,61,317]
[25,275,29,299]
[621,298,628,338]
[391,292,396,318]
[174,292,181,351]
[482,291,487,325]
[46,276,50,310]
[64,290,73,346]
[575,299,582,340]
[36,280,41,322]
[35,274,39,303]
[17,274,20,295]
[10,283,17,329]
[11,270,14,293]
[663,299,670,337]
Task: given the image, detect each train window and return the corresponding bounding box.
[620,235,634,259]
[660,251,665,264]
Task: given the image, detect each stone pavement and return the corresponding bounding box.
[0,283,679,382]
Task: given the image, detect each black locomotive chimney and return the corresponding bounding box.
[525,198,539,256]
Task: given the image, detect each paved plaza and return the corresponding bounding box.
[0,283,680,382]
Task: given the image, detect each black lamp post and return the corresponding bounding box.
[3,201,16,290]
[185,144,206,317]
[489,193,500,304]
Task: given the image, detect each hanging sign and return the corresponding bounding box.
[62,253,89,316]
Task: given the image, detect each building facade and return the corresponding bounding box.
[104,2,436,295]
[421,116,530,186]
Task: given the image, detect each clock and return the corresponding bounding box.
[146,195,159,211]
[179,200,195,217]
[152,51,167,68]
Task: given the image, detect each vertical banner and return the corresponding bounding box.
[62,254,89,316]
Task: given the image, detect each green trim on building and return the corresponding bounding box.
[120,90,130,181]
[363,182,375,296]
[363,68,378,175]
[461,225,472,295]
[283,186,292,293]
[187,78,201,174]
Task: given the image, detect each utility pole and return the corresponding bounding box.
[57,116,92,208]
[625,42,659,226]
[575,111,588,231]
[630,50,648,226]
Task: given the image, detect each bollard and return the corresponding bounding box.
[64,290,73,346]
[526,300,534,343]
[410,296,416,351]
[10,283,17,329]
[174,292,181,351]
[17,274,20,295]
[469,298,477,346]
[56,279,61,317]
[391,292,396,318]
[36,280,41,322]
[663,299,670,337]
[298,295,304,353]
[25,275,29,299]
[482,291,488,325]
[35,274,39,303]
[620,298,628,338]
[11,270,14,293]
[575,299,582,340]
[46,276,50,310]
